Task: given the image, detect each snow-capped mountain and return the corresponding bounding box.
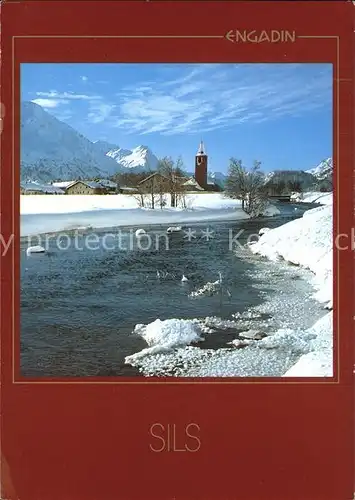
[208,171,227,188]
[306,158,332,182]
[21,102,121,182]
[106,145,159,173]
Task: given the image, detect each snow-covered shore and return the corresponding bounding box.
[248,203,333,376]
[291,191,332,206]
[20,193,280,236]
[124,203,333,377]
[248,204,332,307]
[21,193,243,215]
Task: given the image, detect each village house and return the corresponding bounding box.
[137,172,171,193]
[95,179,118,193]
[51,179,119,194]
[181,177,204,192]
[20,181,65,195]
[52,181,75,189]
[65,180,109,195]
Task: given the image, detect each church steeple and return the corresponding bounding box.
[197,140,205,156]
[195,140,208,188]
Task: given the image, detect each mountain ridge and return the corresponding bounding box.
[20,102,332,188]
[21,101,119,182]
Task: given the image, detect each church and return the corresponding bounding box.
[182,141,222,192]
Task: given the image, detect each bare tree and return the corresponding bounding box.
[157,156,187,208]
[112,171,150,188]
[133,186,146,208]
[157,179,168,209]
[146,180,159,209]
[225,158,268,217]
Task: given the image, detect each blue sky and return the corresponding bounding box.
[21,63,332,173]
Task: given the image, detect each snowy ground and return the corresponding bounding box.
[20,193,279,237]
[291,191,332,206]
[248,204,333,376]
[21,193,244,215]
[249,204,332,306]
[124,203,333,377]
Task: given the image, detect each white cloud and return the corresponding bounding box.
[31,98,68,108]
[31,64,331,136]
[88,102,115,124]
[111,63,332,135]
[36,91,101,101]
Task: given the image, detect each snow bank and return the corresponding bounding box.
[21,193,243,215]
[248,201,333,377]
[283,351,332,377]
[291,191,332,206]
[263,204,280,216]
[20,193,283,237]
[248,204,332,305]
[21,193,280,216]
[21,193,253,236]
[21,207,249,237]
[125,319,203,363]
[125,312,333,377]
[283,312,332,377]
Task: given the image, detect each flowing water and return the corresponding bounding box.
[20,202,321,377]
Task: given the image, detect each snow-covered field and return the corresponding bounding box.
[124,203,333,377]
[20,193,279,236]
[20,190,331,216]
[21,193,255,215]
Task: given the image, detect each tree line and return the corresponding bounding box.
[52,154,331,218]
[224,157,331,217]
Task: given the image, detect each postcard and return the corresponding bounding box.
[1,1,353,499]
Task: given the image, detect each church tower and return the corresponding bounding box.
[195,141,208,188]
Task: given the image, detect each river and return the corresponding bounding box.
[20,202,325,377]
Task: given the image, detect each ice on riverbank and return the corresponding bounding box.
[125,319,203,363]
[124,314,326,377]
[291,191,332,206]
[248,203,333,376]
[248,204,332,306]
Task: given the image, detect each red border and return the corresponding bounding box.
[1,2,354,499]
